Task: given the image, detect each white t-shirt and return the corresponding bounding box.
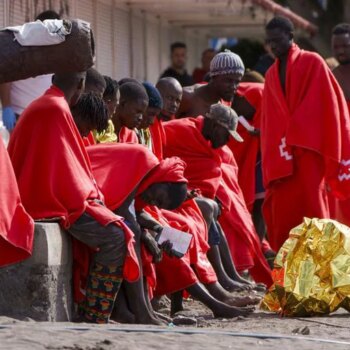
[10,74,53,115]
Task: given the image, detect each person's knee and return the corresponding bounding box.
[196,197,218,222]
[96,225,127,266]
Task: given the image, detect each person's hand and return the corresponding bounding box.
[2,107,16,131]
[248,128,260,136]
[187,189,201,199]
[160,240,175,257]
[142,230,163,263]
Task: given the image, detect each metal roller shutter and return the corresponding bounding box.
[145,17,160,84]
[9,0,29,25]
[76,0,95,30]
[131,13,145,81]
[96,1,114,76]
[114,7,131,79]
[160,24,170,74]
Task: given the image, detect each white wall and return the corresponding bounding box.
[1,0,207,84]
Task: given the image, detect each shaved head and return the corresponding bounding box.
[119,77,142,86]
[52,71,86,107]
[85,68,106,97]
[120,82,148,103]
[116,82,149,129]
[156,77,182,94]
[156,77,183,121]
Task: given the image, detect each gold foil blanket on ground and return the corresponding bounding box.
[261,218,350,316]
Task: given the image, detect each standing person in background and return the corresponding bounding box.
[159,42,194,87]
[0,10,60,131]
[192,49,216,83]
[332,23,350,102]
[261,16,350,252]
[331,23,350,227]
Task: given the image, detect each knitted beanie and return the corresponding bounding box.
[210,49,245,77]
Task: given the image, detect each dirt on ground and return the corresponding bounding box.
[0,297,350,350]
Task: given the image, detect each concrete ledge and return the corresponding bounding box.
[0,223,73,321]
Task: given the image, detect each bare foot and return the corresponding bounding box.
[135,312,168,326]
[213,304,254,318]
[110,305,135,324]
[219,278,253,292]
[223,295,261,307]
[154,311,172,323]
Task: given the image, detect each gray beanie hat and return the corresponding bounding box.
[210,49,245,77]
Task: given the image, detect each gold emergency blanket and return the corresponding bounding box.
[261,218,350,316]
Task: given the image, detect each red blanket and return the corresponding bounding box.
[119,126,139,143]
[0,139,34,266]
[229,82,264,211]
[149,117,166,161]
[8,86,140,301]
[116,123,218,294]
[262,44,350,195]
[87,143,160,211]
[163,117,272,286]
[331,100,350,226]
[261,44,350,250]
[88,144,205,295]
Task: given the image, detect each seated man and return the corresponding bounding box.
[71,91,109,138]
[73,100,256,321]
[8,71,139,324]
[137,82,163,159]
[156,77,183,121]
[138,82,164,160]
[142,81,254,293]
[164,103,273,287]
[87,143,255,320]
[112,82,149,142]
[93,76,119,144]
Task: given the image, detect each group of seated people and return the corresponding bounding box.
[0,43,278,324]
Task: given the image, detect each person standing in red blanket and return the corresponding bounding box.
[261,16,350,252]
[8,71,140,324]
[0,136,34,266]
[331,23,350,226]
[164,103,273,287]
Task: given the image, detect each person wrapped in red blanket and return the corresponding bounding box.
[8,72,139,324]
[85,144,254,320]
[112,82,148,143]
[331,23,350,226]
[138,82,261,301]
[0,137,34,266]
[164,104,273,287]
[262,17,350,252]
[229,82,275,266]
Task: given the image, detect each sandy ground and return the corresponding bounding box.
[1,299,350,350]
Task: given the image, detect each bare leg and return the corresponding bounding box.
[171,290,184,316]
[252,199,266,241]
[207,244,251,291]
[121,217,163,325]
[111,286,135,323]
[216,221,253,285]
[195,197,253,289]
[186,283,254,318]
